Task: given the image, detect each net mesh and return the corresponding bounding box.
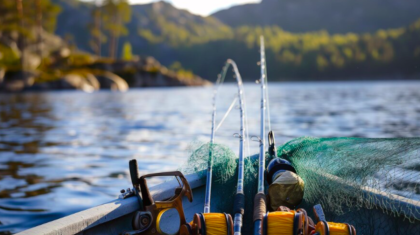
[278,137,420,234]
[180,141,262,232]
[181,137,420,234]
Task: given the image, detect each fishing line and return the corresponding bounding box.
[315,222,352,235]
[266,212,295,235]
[203,213,229,235]
[215,97,238,133]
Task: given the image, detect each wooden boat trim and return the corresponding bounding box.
[16,172,205,235]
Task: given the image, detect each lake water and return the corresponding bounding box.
[1,81,420,234]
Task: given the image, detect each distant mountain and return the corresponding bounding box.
[212,0,420,33]
[52,0,231,64]
[125,1,232,64]
[50,0,420,81]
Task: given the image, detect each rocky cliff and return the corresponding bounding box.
[0,29,210,92]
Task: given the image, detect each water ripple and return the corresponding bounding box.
[1,82,420,233]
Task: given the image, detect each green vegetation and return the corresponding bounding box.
[49,0,420,81]
[88,4,107,56]
[1,0,419,83]
[155,19,420,80]
[0,0,208,91]
[122,42,133,60]
[203,22,420,79]
[101,0,131,59]
[169,61,194,79]
[0,0,61,69]
[211,0,420,34]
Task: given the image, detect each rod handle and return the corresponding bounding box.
[253,193,266,222]
[233,193,245,215]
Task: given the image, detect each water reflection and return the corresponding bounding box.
[1,81,420,234]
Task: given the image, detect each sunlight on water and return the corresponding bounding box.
[1,81,420,233]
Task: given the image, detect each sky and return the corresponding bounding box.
[111,0,261,16]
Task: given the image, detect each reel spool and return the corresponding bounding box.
[314,221,356,235]
[312,204,356,235]
[123,160,193,235]
[185,213,233,235]
[262,209,308,235]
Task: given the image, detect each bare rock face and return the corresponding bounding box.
[84,73,100,90]
[51,48,71,59]
[61,74,97,93]
[96,72,128,92]
[0,71,37,92]
[22,52,42,70]
[90,58,211,88]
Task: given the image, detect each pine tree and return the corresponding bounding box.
[35,0,42,57]
[0,0,60,66]
[16,0,24,68]
[89,1,107,57]
[102,0,131,59]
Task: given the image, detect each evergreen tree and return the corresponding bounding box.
[0,0,60,64]
[35,0,42,57]
[89,0,107,57]
[34,0,61,34]
[102,0,131,59]
[17,0,24,68]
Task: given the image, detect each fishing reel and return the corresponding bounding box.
[312,204,356,235]
[262,207,311,235]
[123,159,193,235]
[183,213,233,235]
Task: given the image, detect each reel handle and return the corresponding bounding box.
[313,204,326,222]
[138,171,193,207]
[129,159,140,186]
[129,159,144,210]
[129,171,194,235]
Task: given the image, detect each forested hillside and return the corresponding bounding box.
[0,0,209,92]
[212,0,420,33]
[7,0,420,82]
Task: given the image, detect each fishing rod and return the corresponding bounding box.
[253,36,267,235]
[203,66,224,214]
[203,58,243,214]
[229,59,247,235]
[188,59,248,235]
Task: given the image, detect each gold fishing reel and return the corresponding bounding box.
[123,160,193,235]
[312,204,356,235]
[262,207,310,235]
[314,221,356,235]
[180,213,233,235]
[192,213,234,235]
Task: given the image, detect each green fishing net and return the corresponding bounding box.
[182,137,420,234]
[278,137,420,234]
[180,141,262,232]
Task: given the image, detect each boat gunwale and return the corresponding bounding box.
[17,155,420,235]
[16,172,205,235]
